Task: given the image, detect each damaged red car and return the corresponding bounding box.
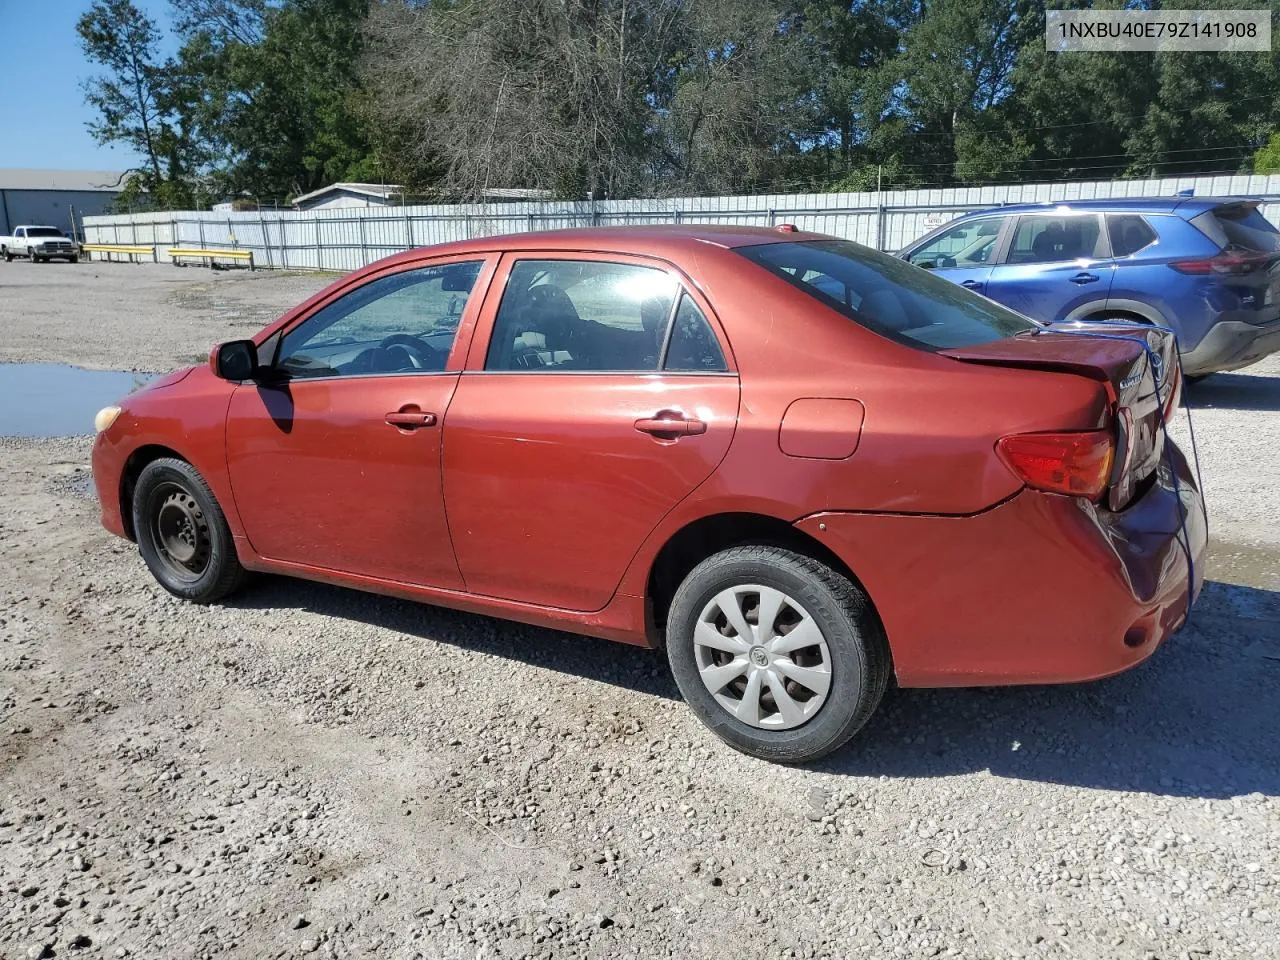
[91,226,1207,763]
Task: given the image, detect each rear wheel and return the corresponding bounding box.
[665,545,889,764]
[1,247,10,262]
[132,458,245,603]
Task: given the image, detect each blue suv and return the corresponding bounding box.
[898,196,1280,377]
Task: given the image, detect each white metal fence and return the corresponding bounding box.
[82,173,1280,273]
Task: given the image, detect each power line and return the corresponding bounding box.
[897,91,1280,138]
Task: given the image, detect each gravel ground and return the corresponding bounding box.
[0,260,1278,959]
[0,260,334,372]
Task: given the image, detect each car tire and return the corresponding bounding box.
[665,545,890,764]
[132,458,246,603]
[1,247,10,262]
[70,255,79,264]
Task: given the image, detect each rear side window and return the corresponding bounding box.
[1107,215,1157,257]
[737,240,1037,350]
[664,295,727,371]
[1007,215,1103,264]
[1192,204,1280,253]
[486,260,678,371]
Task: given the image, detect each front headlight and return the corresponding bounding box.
[94,405,122,433]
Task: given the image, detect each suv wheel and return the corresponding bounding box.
[665,545,890,764]
[132,458,246,603]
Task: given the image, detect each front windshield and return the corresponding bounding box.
[737,239,1038,350]
[26,228,65,238]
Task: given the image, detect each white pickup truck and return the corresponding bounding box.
[1,225,79,263]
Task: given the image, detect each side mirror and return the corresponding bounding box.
[211,339,259,381]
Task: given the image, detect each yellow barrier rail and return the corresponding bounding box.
[168,247,255,270]
[82,243,157,263]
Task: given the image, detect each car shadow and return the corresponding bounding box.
[1188,371,1280,411]
[226,576,1279,800]
[227,574,680,701]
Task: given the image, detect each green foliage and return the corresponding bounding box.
[76,0,1280,204]
[1256,134,1280,175]
[77,0,207,208]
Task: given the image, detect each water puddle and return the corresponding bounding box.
[0,363,155,437]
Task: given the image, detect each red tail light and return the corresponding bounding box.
[1169,250,1272,275]
[997,430,1115,501]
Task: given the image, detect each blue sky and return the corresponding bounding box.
[0,0,177,171]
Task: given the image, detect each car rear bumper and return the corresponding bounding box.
[1180,317,1280,376]
[795,443,1207,688]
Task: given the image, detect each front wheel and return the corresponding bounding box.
[132,458,245,603]
[665,545,890,764]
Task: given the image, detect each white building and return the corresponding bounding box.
[291,182,556,211]
[292,182,404,211]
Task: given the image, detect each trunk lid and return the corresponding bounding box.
[941,324,1179,510]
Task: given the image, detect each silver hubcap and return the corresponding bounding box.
[693,585,832,730]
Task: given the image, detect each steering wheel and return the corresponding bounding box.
[378,333,446,371]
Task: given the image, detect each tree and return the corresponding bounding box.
[78,0,169,190]
[172,0,374,200]
[360,0,816,199]
[362,0,659,200]
[1256,134,1280,174]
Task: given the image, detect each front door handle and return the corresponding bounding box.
[385,407,437,430]
[1070,272,1100,284]
[960,279,984,291]
[635,414,707,439]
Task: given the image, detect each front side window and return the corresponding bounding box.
[1006,215,1103,264]
[906,216,1007,269]
[486,260,679,371]
[738,239,1037,350]
[277,261,483,379]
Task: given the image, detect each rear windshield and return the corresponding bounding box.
[26,227,64,237]
[1193,204,1280,253]
[736,239,1037,350]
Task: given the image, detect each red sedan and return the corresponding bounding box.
[91,226,1207,763]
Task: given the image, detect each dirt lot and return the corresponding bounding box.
[0,259,1277,959]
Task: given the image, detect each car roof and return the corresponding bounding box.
[375,224,821,266]
[956,196,1254,218]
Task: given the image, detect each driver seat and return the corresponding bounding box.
[509,284,580,365]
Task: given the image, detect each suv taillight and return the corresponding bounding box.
[1169,250,1272,275]
[996,430,1115,501]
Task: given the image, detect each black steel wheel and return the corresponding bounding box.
[132,458,245,603]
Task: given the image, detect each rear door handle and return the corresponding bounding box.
[635,415,707,438]
[1070,272,1100,284]
[385,408,437,430]
[960,280,984,291]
